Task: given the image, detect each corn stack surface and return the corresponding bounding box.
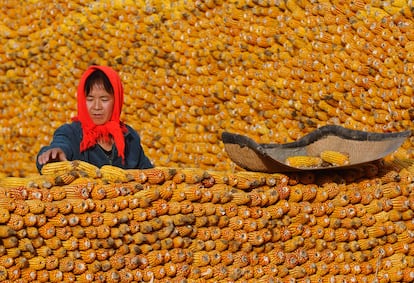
[0,161,414,282]
[1,1,414,176]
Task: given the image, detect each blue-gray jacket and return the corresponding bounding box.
[36,121,153,172]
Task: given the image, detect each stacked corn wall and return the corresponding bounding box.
[1,0,414,177]
[0,161,413,282]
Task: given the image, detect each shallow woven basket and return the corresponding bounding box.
[222,125,411,173]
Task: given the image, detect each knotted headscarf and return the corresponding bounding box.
[72,65,127,161]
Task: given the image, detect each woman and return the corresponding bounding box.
[36,65,153,172]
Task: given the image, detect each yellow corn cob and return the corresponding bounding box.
[36,246,52,258]
[125,169,148,183]
[26,199,45,214]
[192,251,211,267]
[40,161,75,175]
[0,225,15,238]
[0,208,10,224]
[28,256,46,270]
[153,167,177,181]
[25,175,55,189]
[266,174,289,187]
[205,171,229,185]
[233,171,266,190]
[0,177,28,188]
[231,190,251,205]
[382,2,404,15]
[54,171,78,186]
[6,247,20,258]
[69,177,98,187]
[49,186,66,201]
[100,165,133,183]
[140,167,166,184]
[285,156,323,168]
[179,168,210,184]
[23,212,38,227]
[64,184,91,199]
[0,265,6,281]
[320,150,350,166]
[72,160,101,178]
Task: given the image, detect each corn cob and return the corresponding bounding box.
[26,175,55,189]
[64,184,91,199]
[126,169,148,183]
[152,167,177,181]
[28,256,46,270]
[0,208,10,224]
[320,150,350,166]
[40,161,75,176]
[72,160,101,178]
[285,156,323,168]
[7,213,24,231]
[0,265,7,281]
[100,165,133,183]
[0,177,28,188]
[26,199,45,214]
[172,171,186,184]
[54,171,78,186]
[140,168,166,184]
[178,168,210,184]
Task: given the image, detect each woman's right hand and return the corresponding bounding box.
[37,148,68,165]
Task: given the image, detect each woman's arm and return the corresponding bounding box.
[36,123,81,172]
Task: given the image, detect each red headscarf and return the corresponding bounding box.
[72,65,127,161]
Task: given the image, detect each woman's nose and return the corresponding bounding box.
[93,100,102,109]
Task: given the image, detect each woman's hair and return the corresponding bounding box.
[84,69,114,95]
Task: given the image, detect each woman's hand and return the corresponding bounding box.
[37,148,67,165]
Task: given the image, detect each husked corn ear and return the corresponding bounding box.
[25,175,55,189]
[100,165,133,183]
[0,177,28,188]
[141,168,166,184]
[41,161,74,176]
[54,172,78,186]
[285,156,323,168]
[73,160,101,178]
[0,266,6,281]
[231,171,266,190]
[0,225,15,238]
[178,168,210,184]
[26,200,45,214]
[28,256,46,270]
[320,151,350,166]
[154,167,177,181]
[0,208,10,223]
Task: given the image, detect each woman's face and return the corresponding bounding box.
[86,83,114,125]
